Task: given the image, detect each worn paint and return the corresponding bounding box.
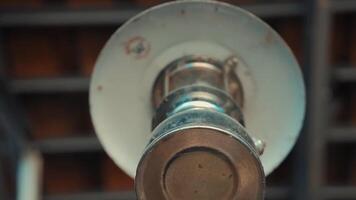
[124,36,151,59]
[97,85,103,92]
[264,31,277,46]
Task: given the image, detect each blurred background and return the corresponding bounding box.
[0,0,355,200]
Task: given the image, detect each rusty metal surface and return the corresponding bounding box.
[164,150,236,200]
[136,109,264,199]
[152,56,244,110]
[151,86,244,129]
[136,127,264,200]
[151,56,245,129]
[142,53,262,199]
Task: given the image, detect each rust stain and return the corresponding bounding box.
[97,85,103,92]
[264,31,275,45]
[124,36,151,59]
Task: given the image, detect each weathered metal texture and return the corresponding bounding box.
[17,149,43,200]
[152,85,244,129]
[90,0,305,179]
[143,52,259,199]
[293,0,331,200]
[136,109,265,200]
[152,56,243,110]
[151,56,244,128]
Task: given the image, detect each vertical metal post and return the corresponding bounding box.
[0,28,31,200]
[0,161,8,200]
[296,0,332,199]
[0,30,28,169]
[0,29,9,200]
[17,150,43,200]
[0,30,5,76]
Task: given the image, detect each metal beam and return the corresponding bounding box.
[322,186,356,199]
[330,0,356,13]
[328,127,356,142]
[0,3,304,27]
[0,161,9,200]
[43,191,136,200]
[32,136,101,154]
[242,3,304,18]
[298,0,332,199]
[0,8,141,27]
[265,186,290,199]
[9,78,90,94]
[334,67,356,82]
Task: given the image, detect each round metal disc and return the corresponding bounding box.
[136,128,264,200]
[90,0,305,177]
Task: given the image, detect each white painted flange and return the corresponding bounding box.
[90,0,305,178]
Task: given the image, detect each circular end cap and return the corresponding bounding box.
[164,149,236,200]
[135,128,264,200]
